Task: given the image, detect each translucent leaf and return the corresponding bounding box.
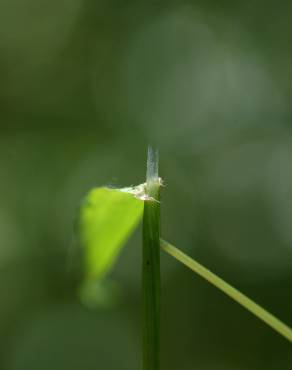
[79,186,145,283]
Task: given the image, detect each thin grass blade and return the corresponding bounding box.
[161,239,292,343]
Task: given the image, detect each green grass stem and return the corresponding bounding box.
[143,147,161,370]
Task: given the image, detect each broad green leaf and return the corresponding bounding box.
[79,186,145,283]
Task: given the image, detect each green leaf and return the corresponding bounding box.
[79,186,145,283]
[161,239,292,342]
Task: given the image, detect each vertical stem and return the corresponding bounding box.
[143,147,161,370]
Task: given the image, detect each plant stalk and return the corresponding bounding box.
[143,147,161,370]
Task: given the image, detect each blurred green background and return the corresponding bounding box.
[0,1,292,369]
